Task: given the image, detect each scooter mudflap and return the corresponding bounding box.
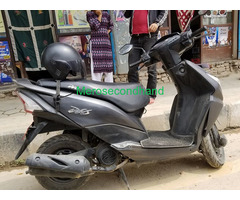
[15,121,48,160]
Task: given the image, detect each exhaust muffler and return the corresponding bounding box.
[26,153,91,178]
[25,153,129,178]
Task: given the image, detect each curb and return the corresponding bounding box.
[0,133,30,165]
[0,84,17,96]
[142,102,240,131]
[0,131,59,165]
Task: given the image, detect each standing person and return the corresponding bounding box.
[124,10,168,104]
[86,10,114,82]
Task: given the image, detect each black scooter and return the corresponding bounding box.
[15,10,227,190]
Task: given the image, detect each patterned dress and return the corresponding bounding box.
[86,11,114,73]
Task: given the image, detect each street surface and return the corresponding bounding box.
[0,129,240,190]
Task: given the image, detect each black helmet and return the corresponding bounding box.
[41,42,86,80]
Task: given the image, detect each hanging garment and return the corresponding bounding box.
[5,10,56,71]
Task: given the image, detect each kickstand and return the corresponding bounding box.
[118,168,130,190]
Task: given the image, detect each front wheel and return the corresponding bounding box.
[200,125,225,168]
[35,134,90,190]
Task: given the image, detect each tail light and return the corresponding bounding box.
[17,92,43,114]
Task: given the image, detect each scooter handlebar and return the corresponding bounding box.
[191,26,207,38]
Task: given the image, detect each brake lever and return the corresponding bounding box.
[137,53,151,71]
[137,64,145,71]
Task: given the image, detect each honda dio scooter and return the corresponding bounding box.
[15,10,227,190]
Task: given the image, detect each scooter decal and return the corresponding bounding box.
[68,106,92,115]
[68,85,77,90]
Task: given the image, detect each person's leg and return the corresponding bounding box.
[147,64,157,98]
[143,35,158,99]
[128,37,142,83]
[92,72,103,81]
[104,72,113,83]
[90,44,103,82]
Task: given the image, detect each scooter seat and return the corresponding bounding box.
[37,79,150,113]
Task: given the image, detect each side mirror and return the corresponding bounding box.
[119,44,133,55]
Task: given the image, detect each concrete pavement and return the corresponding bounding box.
[0,73,240,164]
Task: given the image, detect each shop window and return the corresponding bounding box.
[203,10,232,26]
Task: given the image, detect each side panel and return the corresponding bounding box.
[18,89,80,128]
[87,124,147,144]
[112,144,197,162]
[17,80,149,144]
[39,93,148,142]
[167,60,223,139]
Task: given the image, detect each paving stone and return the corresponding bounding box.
[4,109,19,116]
[0,93,6,98]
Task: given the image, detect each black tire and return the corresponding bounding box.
[200,125,225,168]
[35,134,90,190]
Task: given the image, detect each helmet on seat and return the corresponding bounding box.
[41,42,85,80]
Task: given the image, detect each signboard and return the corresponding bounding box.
[59,35,83,53]
[218,27,229,45]
[55,10,90,34]
[0,12,6,38]
[202,26,232,48]
[0,41,10,61]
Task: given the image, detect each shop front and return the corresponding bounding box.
[170,10,238,65]
[201,10,234,63]
[0,10,111,82]
[238,10,240,59]
[0,10,239,86]
[0,11,16,85]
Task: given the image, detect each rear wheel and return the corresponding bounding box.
[200,125,225,168]
[35,134,89,190]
